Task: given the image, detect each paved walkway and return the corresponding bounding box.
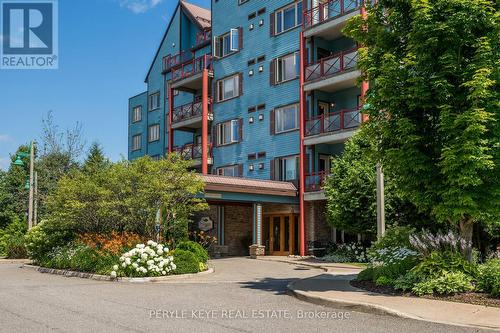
[278,258,500,331]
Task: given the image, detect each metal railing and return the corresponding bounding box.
[304,47,358,82]
[162,51,194,72]
[171,54,212,82]
[305,171,329,192]
[173,143,212,160]
[172,101,202,124]
[196,29,212,46]
[303,0,362,29]
[305,108,361,137]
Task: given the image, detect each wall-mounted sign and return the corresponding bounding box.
[198,217,213,231]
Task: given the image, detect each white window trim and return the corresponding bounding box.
[217,165,240,177]
[217,119,239,146]
[274,1,302,35]
[275,103,299,134]
[213,29,240,58]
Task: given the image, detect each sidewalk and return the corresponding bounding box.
[286,267,500,331]
[0,258,31,264]
[256,256,365,272]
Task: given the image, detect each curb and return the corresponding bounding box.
[255,257,363,272]
[22,264,215,283]
[286,280,500,331]
[0,259,31,265]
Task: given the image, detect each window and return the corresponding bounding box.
[276,52,300,83]
[274,1,302,35]
[132,134,141,151]
[216,120,240,146]
[152,155,161,161]
[214,28,240,58]
[239,0,249,4]
[148,92,160,111]
[132,106,142,122]
[275,104,299,133]
[148,124,160,142]
[216,74,241,102]
[280,156,298,181]
[217,165,241,177]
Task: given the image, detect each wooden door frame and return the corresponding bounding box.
[265,213,297,256]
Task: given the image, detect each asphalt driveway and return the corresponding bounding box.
[0,258,493,333]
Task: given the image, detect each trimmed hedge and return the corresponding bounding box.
[176,241,209,263]
[172,249,200,275]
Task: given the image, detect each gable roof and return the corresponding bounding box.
[144,0,211,83]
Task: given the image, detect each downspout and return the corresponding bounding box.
[299,31,307,256]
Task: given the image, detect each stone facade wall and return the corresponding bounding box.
[223,204,253,256]
[305,200,332,250]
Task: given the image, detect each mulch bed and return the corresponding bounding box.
[351,280,500,308]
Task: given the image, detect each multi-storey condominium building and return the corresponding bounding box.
[128,0,366,257]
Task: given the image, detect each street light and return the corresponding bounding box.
[11,141,37,229]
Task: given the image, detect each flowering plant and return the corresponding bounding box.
[111,240,176,278]
[409,230,470,257]
[368,246,418,266]
[78,232,143,255]
[322,243,368,263]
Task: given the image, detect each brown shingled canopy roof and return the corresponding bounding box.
[199,175,298,197]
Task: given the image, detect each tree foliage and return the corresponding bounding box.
[324,127,433,235]
[344,0,499,243]
[45,155,207,239]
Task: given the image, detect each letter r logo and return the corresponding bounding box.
[2,2,53,54]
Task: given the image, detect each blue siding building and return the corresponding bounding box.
[128,0,366,256]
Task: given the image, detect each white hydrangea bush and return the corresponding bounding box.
[110,240,176,278]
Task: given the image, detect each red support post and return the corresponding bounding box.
[299,31,307,256]
[168,85,174,153]
[201,69,209,175]
[360,3,370,123]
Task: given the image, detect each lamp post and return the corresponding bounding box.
[12,141,37,229]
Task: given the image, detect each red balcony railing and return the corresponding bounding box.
[171,101,205,124]
[162,51,194,73]
[171,54,212,82]
[303,0,362,30]
[195,29,212,46]
[304,47,358,82]
[305,171,329,192]
[305,108,361,137]
[173,143,213,160]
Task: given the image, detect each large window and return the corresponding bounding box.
[148,124,160,142]
[275,103,299,133]
[216,119,240,146]
[132,134,141,151]
[214,28,240,58]
[216,74,240,102]
[217,165,241,177]
[280,156,298,181]
[274,1,303,35]
[148,92,160,111]
[132,106,142,122]
[276,52,300,83]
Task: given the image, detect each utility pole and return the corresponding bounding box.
[28,141,35,230]
[376,162,385,239]
[34,171,38,226]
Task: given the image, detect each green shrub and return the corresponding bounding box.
[373,257,419,281]
[411,271,473,296]
[375,276,394,286]
[173,249,199,274]
[25,220,75,263]
[394,270,422,292]
[176,240,209,263]
[477,259,500,297]
[0,218,27,258]
[411,251,478,280]
[371,226,415,251]
[357,267,375,281]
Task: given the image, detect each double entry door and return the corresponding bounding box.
[266,214,299,256]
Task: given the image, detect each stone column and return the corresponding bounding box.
[250,203,265,258]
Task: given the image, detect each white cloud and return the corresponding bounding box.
[120,0,163,14]
[0,134,14,143]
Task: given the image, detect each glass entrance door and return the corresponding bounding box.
[268,214,297,255]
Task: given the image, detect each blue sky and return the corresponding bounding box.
[0,0,211,170]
